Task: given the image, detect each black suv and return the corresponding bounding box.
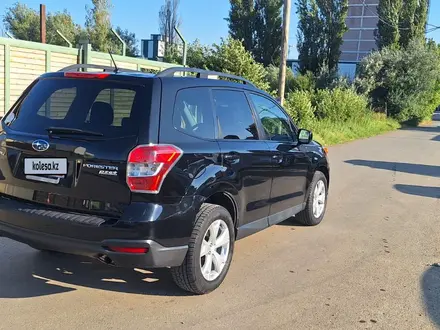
[0,65,329,294]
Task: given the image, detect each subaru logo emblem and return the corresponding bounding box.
[32,140,50,152]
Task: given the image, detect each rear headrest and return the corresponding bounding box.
[121,117,131,128]
[90,102,114,126]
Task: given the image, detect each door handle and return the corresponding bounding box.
[272,154,283,164]
[223,152,240,163]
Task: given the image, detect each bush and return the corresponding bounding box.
[207,37,269,91]
[264,65,296,94]
[356,40,440,124]
[313,88,369,122]
[284,90,315,128]
[264,65,315,95]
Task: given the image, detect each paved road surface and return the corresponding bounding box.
[1,117,440,330]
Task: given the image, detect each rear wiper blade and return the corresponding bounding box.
[46,127,104,137]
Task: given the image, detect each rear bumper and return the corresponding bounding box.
[0,222,188,268]
[0,195,197,268]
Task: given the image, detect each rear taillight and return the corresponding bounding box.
[126,144,183,194]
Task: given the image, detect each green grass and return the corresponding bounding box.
[306,113,400,146]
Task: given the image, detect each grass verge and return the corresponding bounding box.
[308,113,400,146]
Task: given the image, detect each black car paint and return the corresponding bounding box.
[0,71,329,268]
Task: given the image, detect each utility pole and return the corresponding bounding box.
[40,4,46,44]
[278,0,291,106]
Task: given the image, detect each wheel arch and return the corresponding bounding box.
[204,191,238,230]
[318,165,330,188]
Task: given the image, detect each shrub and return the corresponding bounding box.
[264,65,315,95]
[313,88,369,122]
[207,37,269,91]
[356,40,440,124]
[284,90,315,128]
[264,64,296,94]
[291,71,316,93]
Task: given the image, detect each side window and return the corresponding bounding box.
[212,90,258,140]
[173,87,215,139]
[250,93,295,142]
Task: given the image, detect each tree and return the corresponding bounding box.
[297,0,348,76]
[356,40,440,123]
[3,3,82,47]
[376,0,402,50]
[226,0,282,66]
[225,0,255,52]
[413,0,429,43]
[207,37,269,91]
[159,0,181,58]
[317,0,348,73]
[46,10,83,46]
[113,27,139,57]
[399,0,428,48]
[297,0,322,74]
[164,39,212,67]
[3,3,40,41]
[253,0,283,66]
[85,0,112,52]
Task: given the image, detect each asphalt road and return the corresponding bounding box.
[1,117,440,330]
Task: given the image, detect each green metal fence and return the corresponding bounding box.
[0,37,179,116]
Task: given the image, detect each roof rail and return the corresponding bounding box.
[155,67,255,87]
[58,64,138,73]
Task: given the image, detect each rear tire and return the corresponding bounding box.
[171,203,235,295]
[295,171,328,226]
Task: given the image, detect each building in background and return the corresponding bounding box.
[288,0,430,79]
[340,0,379,62]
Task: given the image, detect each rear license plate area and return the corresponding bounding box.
[24,158,68,175]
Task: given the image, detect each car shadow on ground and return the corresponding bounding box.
[345,160,440,178]
[0,242,191,298]
[277,217,308,227]
[421,266,440,328]
[394,184,440,199]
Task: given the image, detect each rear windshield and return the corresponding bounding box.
[3,77,151,138]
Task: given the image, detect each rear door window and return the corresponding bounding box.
[212,89,259,140]
[4,77,150,138]
[173,87,215,139]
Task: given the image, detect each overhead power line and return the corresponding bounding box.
[357,0,439,34]
[357,0,411,31]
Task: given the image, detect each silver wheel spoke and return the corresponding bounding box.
[202,253,213,277]
[209,221,221,244]
[215,230,229,248]
[200,239,210,257]
[212,251,225,273]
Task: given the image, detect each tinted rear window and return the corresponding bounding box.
[4,77,151,138]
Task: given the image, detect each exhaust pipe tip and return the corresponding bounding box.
[97,254,115,266]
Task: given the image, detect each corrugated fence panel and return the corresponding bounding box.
[51,52,78,72]
[91,57,111,67]
[9,47,46,106]
[114,61,138,71]
[0,37,178,115]
[0,44,4,115]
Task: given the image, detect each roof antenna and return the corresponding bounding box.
[108,50,119,73]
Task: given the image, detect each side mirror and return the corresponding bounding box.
[298,129,313,144]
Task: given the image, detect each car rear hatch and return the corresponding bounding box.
[0,73,155,225]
